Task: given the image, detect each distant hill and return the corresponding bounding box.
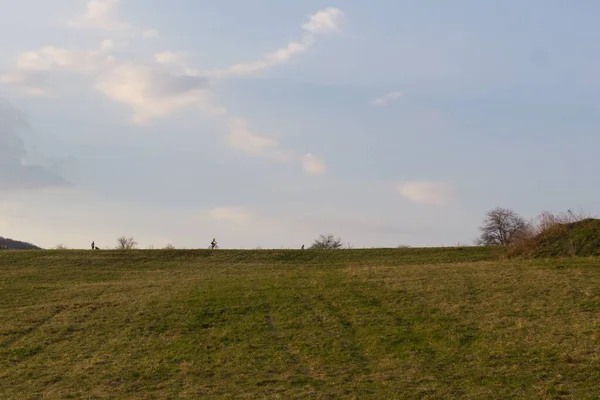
[0,237,41,250]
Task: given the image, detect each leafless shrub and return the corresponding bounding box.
[309,234,343,249]
[116,236,137,250]
[54,244,68,250]
[163,243,175,250]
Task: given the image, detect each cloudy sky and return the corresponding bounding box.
[1,0,599,249]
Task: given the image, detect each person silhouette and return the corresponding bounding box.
[91,241,95,250]
[211,238,218,250]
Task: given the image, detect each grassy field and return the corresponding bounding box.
[1,247,599,399]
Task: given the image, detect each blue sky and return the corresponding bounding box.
[1,0,599,249]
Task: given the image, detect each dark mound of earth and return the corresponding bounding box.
[530,218,600,257]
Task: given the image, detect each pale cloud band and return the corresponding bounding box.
[209,207,253,225]
[68,0,158,38]
[68,0,128,31]
[372,91,402,107]
[228,118,327,175]
[302,154,327,175]
[398,181,456,205]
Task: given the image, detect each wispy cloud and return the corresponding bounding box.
[69,0,159,39]
[68,0,128,31]
[372,91,402,107]
[302,154,327,175]
[204,8,344,78]
[209,207,253,225]
[1,41,222,124]
[398,181,455,205]
[302,8,345,34]
[95,62,225,124]
[0,72,50,96]
[1,3,337,175]
[154,51,187,66]
[227,118,283,158]
[142,29,159,39]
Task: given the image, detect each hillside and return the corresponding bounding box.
[529,218,600,257]
[2,248,600,398]
[0,236,40,250]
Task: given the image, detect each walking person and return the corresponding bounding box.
[91,241,95,250]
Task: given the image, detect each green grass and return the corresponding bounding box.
[1,248,600,399]
[531,218,600,258]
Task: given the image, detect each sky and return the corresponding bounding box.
[1,0,600,249]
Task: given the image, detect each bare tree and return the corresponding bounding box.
[116,236,138,250]
[309,234,344,249]
[163,243,175,250]
[475,207,528,246]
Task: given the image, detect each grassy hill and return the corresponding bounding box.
[529,218,600,257]
[2,247,600,398]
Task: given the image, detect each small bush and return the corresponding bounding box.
[116,236,138,250]
[309,234,343,249]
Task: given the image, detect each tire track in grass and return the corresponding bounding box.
[0,306,65,349]
[263,304,315,387]
[1,286,113,365]
[313,294,371,381]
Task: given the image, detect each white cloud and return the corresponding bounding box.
[372,91,402,107]
[226,119,327,175]
[204,8,343,78]
[95,62,226,124]
[302,153,327,175]
[227,118,285,159]
[11,44,113,74]
[68,0,128,31]
[302,8,344,34]
[205,38,313,79]
[398,181,456,205]
[155,51,185,65]
[237,38,308,77]
[0,72,50,96]
[1,4,336,175]
[143,29,159,39]
[209,207,252,225]
[1,40,226,124]
[100,39,115,52]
